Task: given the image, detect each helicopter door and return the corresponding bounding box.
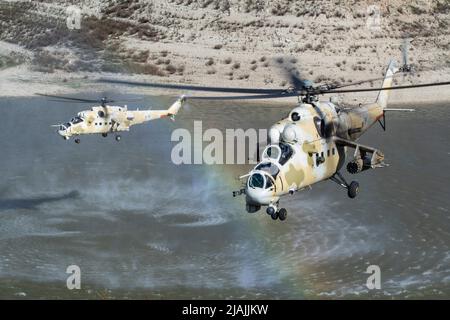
[313,116,326,137]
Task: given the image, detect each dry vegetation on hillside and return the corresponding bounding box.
[0,0,449,91]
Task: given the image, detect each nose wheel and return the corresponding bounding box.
[266,205,288,221]
[74,138,80,144]
[115,135,121,142]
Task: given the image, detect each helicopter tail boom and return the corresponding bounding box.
[147,96,186,121]
[166,95,186,116]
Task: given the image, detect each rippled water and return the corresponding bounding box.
[0,94,448,299]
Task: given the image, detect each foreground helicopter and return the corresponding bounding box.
[99,57,450,221]
[38,94,185,143]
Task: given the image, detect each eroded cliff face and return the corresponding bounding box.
[0,0,449,95]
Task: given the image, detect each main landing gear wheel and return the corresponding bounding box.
[271,212,278,220]
[266,206,276,216]
[278,208,287,221]
[115,135,121,142]
[331,172,360,199]
[74,138,80,144]
[347,181,359,198]
[102,133,108,137]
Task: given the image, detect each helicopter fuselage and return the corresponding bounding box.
[57,105,155,138]
[244,100,384,213]
[56,98,185,141]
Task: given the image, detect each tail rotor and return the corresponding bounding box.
[399,38,415,77]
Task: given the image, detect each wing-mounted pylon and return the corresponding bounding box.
[334,137,387,174]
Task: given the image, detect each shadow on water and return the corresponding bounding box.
[0,190,79,211]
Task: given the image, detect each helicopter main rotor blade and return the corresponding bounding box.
[113,98,144,103]
[98,78,284,95]
[319,81,450,94]
[35,93,104,103]
[186,92,299,100]
[324,75,399,90]
[47,99,100,104]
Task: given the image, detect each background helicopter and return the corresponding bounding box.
[98,52,450,221]
[38,94,185,144]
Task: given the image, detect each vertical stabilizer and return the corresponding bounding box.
[376,60,399,109]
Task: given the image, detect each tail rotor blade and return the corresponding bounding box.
[402,38,409,67]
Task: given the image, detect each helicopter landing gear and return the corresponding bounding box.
[266,204,287,221]
[102,133,108,137]
[278,208,287,221]
[347,181,360,199]
[267,204,279,220]
[74,138,80,144]
[330,171,359,199]
[266,205,276,216]
[63,136,69,141]
[115,135,121,142]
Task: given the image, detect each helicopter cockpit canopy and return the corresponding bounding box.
[248,172,274,190]
[255,161,280,178]
[262,142,294,166]
[59,122,71,131]
[70,116,84,124]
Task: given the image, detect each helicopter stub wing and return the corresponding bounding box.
[334,137,386,170]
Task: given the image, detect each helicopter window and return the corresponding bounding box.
[278,142,293,166]
[291,112,301,122]
[327,150,330,157]
[71,117,83,124]
[314,116,325,137]
[249,173,264,189]
[64,122,71,127]
[264,146,280,160]
[265,177,273,189]
[255,162,280,178]
[332,148,336,155]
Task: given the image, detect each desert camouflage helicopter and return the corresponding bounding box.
[37,94,185,143]
[99,55,450,222]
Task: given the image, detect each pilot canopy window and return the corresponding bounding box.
[249,172,273,189]
[71,116,83,124]
[263,143,293,165]
[264,146,280,160]
[279,142,293,165]
[255,162,280,178]
[249,173,265,189]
